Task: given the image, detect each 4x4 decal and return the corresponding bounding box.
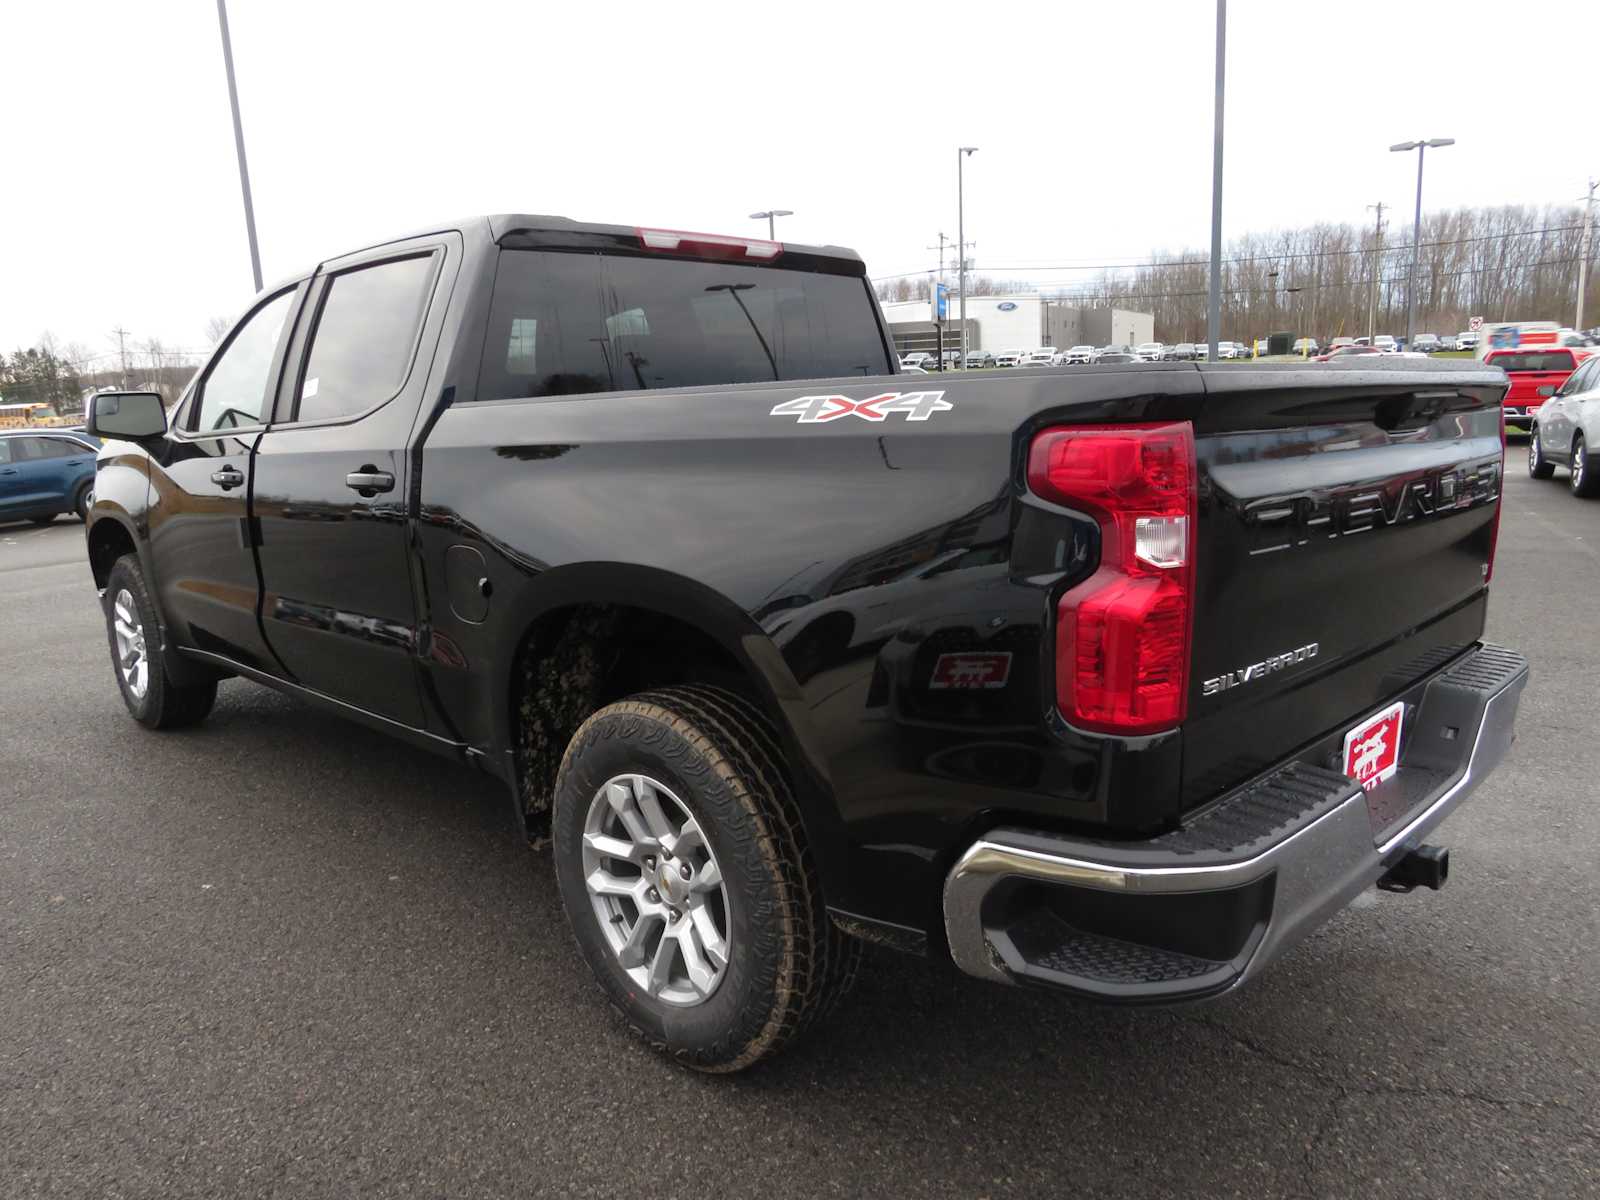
[769,390,952,424]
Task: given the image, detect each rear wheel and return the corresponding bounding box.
[104,555,218,729]
[1528,428,1555,479]
[552,685,859,1072]
[1572,434,1600,498]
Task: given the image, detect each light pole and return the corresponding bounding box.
[749,209,792,240]
[1390,138,1454,344]
[1576,178,1595,333]
[215,0,262,293]
[1206,0,1226,363]
[957,147,977,359]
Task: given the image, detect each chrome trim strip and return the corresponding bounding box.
[943,651,1528,989]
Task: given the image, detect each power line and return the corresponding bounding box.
[869,223,1588,282]
[1017,257,1588,306]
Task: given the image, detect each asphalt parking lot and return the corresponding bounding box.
[2,464,1596,1199]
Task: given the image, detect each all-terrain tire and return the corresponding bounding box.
[552,685,859,1071]
[105,554,218,730]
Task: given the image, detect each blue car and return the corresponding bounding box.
[0,429,101,525]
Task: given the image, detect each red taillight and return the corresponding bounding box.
[1485,413,1506,583]
[1028,422,1197,734]
[636,227,782,261]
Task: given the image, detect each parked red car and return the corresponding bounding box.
[1485,347,1592,432]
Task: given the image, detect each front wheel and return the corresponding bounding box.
[104,555,218,729]
[552,685,859,1072]
[75,482,93,522]
[1529,429,1555,479]
[1572,434,1600,498]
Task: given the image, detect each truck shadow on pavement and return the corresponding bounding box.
[50,679,1582,1200]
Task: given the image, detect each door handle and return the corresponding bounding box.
[0,468,16,476]
[346,468,395,496]
[211,466,245,490]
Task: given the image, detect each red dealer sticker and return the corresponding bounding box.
[929,652,1012,691]
[1342,700,1405,792]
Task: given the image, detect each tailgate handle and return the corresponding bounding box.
[346,467,394,497]
[1373,391,1450,432]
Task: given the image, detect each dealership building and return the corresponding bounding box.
[879,294,1153,357]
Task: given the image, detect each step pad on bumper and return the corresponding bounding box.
[999,762,1362,870]
[945,642,1530,1002]
[1007,910,1232,992]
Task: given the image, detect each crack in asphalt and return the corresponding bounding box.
[1191,1015,1574,1114]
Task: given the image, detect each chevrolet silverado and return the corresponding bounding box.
[84,214,1528,1071]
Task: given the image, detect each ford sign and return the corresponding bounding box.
[997,301,1017,312]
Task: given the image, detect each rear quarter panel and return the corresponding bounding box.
[414,367,1207,932]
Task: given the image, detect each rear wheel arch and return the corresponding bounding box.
[498,565,837,853]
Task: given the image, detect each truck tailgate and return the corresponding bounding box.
[1180,365,1506,808]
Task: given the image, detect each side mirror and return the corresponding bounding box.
[86,391,167,440]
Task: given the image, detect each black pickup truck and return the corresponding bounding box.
[84,215,1528,1071]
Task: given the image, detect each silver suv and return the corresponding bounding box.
[1529,354,1600,497]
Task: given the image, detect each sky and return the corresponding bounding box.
[2,0,1594,365]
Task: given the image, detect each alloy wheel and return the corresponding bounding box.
[581,773,731,1007]
[111,588,148,699]
[1574,440,1586,493]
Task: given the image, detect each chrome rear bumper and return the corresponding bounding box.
[943,644,1529,1001]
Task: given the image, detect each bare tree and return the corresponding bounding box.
[204,314,232,346]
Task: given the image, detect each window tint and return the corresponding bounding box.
[1490,350,1574,372]
[478,250,891,400]
[298,255,435,422]
[17,438,63,461]
[30,437,88,459]
[198,290,295,432]
[0,439,12,465]
[1568,357,1598,393]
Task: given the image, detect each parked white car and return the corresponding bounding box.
[1135,342,1165,361]
[1062,345,1095,364]
[1457,331,1482,353]
[992,351,1023,368]
[1528,354,1600,497]
[1022,349,1057,366]
[1373,335,1398,353]
[899,352,933,369]
[1216,341,1242,360]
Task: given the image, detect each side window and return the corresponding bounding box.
[16,438,56,461]
[0,439,12,464]
[196,289,295,433]
[296,254,435,422]
[1573,359,1599,394]
[33,438,86,459]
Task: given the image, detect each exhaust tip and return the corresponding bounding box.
[1378,844,1450,893]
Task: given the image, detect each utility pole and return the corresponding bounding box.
[1366,202,1386,341]
[216,0,263,293]
[111,326,130,388]
[957,147,978,360]
[926,232,949,283]
[1206,0,1227,363]
[1577,178,1596,333]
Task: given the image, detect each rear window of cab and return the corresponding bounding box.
[1488,350,1574,372]
[478,250,892,400]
